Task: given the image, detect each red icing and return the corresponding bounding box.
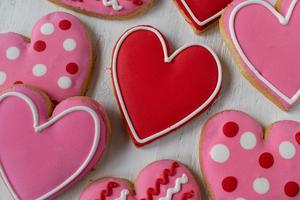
[113,26,221,146]
[259,152,274,169]
[284,181,299,197]
[59,19,72,30]
[223,121,239,137]
[33,40,46,52]
[100,182,120,200]
[181,191,194,200]
[175,0,232,32]
[66,63,79,75]
[295,132,300,145]
[222,176,238,192]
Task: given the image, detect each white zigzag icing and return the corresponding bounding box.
[159,173,188,200]
[102,0,123,11]
[115,189,129,200]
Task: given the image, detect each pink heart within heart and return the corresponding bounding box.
[0,85,109,199]
[79,160,201,200]
[0,12,92,102]
[200,110,300,199]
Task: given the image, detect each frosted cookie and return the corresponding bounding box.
[79,160,201,200]
[112,25,222,147]
[174,0,232,33]
[0,85,110,199]
[220,0,300,110]
[48,0,154,19]
[200,110,300,199]
[0,12,93,102]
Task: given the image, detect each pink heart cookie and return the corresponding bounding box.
[0,12,92,102]
[200,110,300,199]
[79,160,201,200]
[0,85,110,199]
[221,0,300,110]
[48,0,153,19]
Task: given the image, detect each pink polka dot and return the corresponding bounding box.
[66,63,79,75]
[259,152,274,169]
[34,41,46,52]
[59,20,72,30]
[223,122,239,138]
[222,176,238,192]
[285,182,299,197]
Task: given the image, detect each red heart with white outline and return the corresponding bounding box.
[200,110,300,199]
[112,25,222,146]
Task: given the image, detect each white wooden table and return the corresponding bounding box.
[0,0,292,199]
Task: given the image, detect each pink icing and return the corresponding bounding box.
[54,0,152,16]
[0,12,91,102]
[222,0,300,109]
[79,160,201,200]
[201,110,300,199]
[0,85,109,199]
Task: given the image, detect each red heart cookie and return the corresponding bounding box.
[0,12,92,102]
[174,0,232,33]
[200,110,300,199]
[79,160,201,200]
[0,85,109,199]
[112,25,222,147]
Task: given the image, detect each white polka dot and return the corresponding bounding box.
[40,23,55,35]
[236,198,246,200]
[210,144,230,163]
[0,71,7,85]
[253,178,270,194]
[32,64,47,77]
[279,141,296,159]
[63,38,76,51]
[240,132,257,150]
[58,76,72,89]
[6,46,20,60]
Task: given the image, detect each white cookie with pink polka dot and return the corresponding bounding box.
[200,110,300,199]
[0,12,93,102]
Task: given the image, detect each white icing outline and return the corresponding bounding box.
[115,189,129,200]
[180,0,225,26]
[102,0,123,11]
[159,173,188,200]
[229,0,298,105]
[0,91,101,200]
[112,25,222,145]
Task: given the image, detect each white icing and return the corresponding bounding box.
[210,144,230,163]
[6,46,20,60]
[58,76,72,89]
[236,198,246,200]
[240,132,257,150]
[0,91,101,200]
[253,177,270,194]
[112,25,222,144]
[0,71,7,85]
[279,141,296,159]
[40,23,55,35]
[63,38,77,51]
[229,0,299,105]
[180,0,224,26]
[115,189,129,200]
[102,0,123,11]
[159,173,188,200]
[32,64,47,77]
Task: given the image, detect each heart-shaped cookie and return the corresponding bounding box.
[200,110,300,199]
[174,0,232,33]
[0,12,92,102]
[112,25,222,147]
[79,160,201,200]
[0,85,110,200]
[48,0,153,19]
[220,0,300,110]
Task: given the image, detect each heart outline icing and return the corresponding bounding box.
[0,85,109,200]
[112,25,222,146]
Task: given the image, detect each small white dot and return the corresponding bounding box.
[58,76,72,89]
[210,144,230,163]
[253,177,270,194]
[6,46,20,60]
[236,198,246,200]
[32,64,47,77]
[240,132,257,150]
[40,23,55,35]
[63,38,76,51]
[279,141,296,159]
[0,71,7,85]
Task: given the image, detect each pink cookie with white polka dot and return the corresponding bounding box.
[200,110,300,199]
[0,12,92,102]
